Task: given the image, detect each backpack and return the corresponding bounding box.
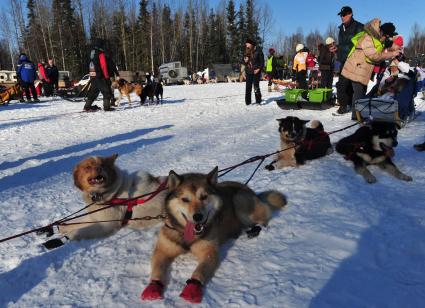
[306,53,316,68]
[89,49,96,77]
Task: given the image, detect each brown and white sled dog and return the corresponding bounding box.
[111,78,143,106]
[41,154,167,249]
[267,116,333,169]
[141,167,287,303]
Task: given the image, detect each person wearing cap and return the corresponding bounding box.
[318,37,337,88]
[335,6,364,114]
[341,18,401,116]
[243,38,264,105]
[84,38,120,112]
[293,43,308,97]
[16,53,40,103]
[265,48,278,92]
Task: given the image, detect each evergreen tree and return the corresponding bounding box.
[226,0,238,64]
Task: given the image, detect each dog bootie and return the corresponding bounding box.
[141,280,164,300]
[180,278,203,303]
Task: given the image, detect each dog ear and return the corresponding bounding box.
[104,154,118,165]
[207,166,219,185]
[302,120,310,124]
[168,170,182,191]
[73,165,83,191]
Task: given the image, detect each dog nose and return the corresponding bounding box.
[393,140,398,147]
[193,213,204,223]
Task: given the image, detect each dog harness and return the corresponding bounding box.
[109,179,167,226]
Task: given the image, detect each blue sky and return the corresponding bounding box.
[210,0,425,41]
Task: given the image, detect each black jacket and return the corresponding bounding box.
[45,65,59,82]
[89,47,119,80]
[318,46,334,71]
[337,18,364,65]
[244,47,265,75]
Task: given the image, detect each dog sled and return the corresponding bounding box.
[354,70,418,127]
[57,79,92,102]
[276,88,335,110]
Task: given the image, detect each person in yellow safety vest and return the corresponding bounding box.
[293,43,309,100]
[265,48,278,92]
[340,18,400,116]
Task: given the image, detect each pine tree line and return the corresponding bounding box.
[1,1,424,78]
[0,0,263,79]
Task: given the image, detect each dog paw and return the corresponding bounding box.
[265,164,275,171]
[246,225,262,238]
[141,280,164,300]
[401,174,413,182]
[365,175,377,184]
[180,279,203,303]
[36,226,55,237]
[42,236,68,250]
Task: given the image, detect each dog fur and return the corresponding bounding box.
[141,81,163,105]
[336,121,412,183]
[0,84,23,104]
[57,154,167,240]
[141,167,286,303]
[111,79,143,106]
[272,116,333,168]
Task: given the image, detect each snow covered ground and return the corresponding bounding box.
[0,81,425,307]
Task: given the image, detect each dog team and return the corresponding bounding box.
[37,112,417,304]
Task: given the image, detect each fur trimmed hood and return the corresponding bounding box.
[364,18,382,41]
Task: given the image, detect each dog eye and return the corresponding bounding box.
[181,197,190,203]
[84,166,92,171]
[200,194,208,201]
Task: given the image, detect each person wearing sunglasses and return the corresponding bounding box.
[335,6,364,114]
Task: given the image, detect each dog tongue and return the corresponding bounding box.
[184,221,195,242]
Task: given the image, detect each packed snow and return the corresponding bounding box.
[0,82,425,307]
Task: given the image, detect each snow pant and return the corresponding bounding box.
[296,70,308,99]
[85,78,113,110]
[320,70,333,89]
[351,81,367,120]
[336,74,353,108]
[43,82,54,97]
[245,73,262,105]
[21,81,38,100]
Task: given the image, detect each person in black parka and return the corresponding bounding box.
[84,38,119,111]
[335,6,364,114]
[243,38,264,105]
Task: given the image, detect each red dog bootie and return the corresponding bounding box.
[179,278,203,303]
[141,280,164,300]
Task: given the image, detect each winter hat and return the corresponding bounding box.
[380,23,397,37]
[393,35,404,48]
[245,38,256,46]
[296,44,304,52]
[19,53,28,61]
[325,37,335,45]
[269,48,275,54]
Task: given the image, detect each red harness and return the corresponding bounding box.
[109,179,168,226]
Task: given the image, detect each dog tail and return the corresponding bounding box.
[258,190,287,210]
[310,120,324,131]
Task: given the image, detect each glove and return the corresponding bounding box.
[180,278,203,303]
[265,164,275,171]
[141,280,164,300]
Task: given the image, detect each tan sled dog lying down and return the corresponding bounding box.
[141,167,287,303]
[40,154,167,249]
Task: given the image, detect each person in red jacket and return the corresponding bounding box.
[84,38,119,111]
